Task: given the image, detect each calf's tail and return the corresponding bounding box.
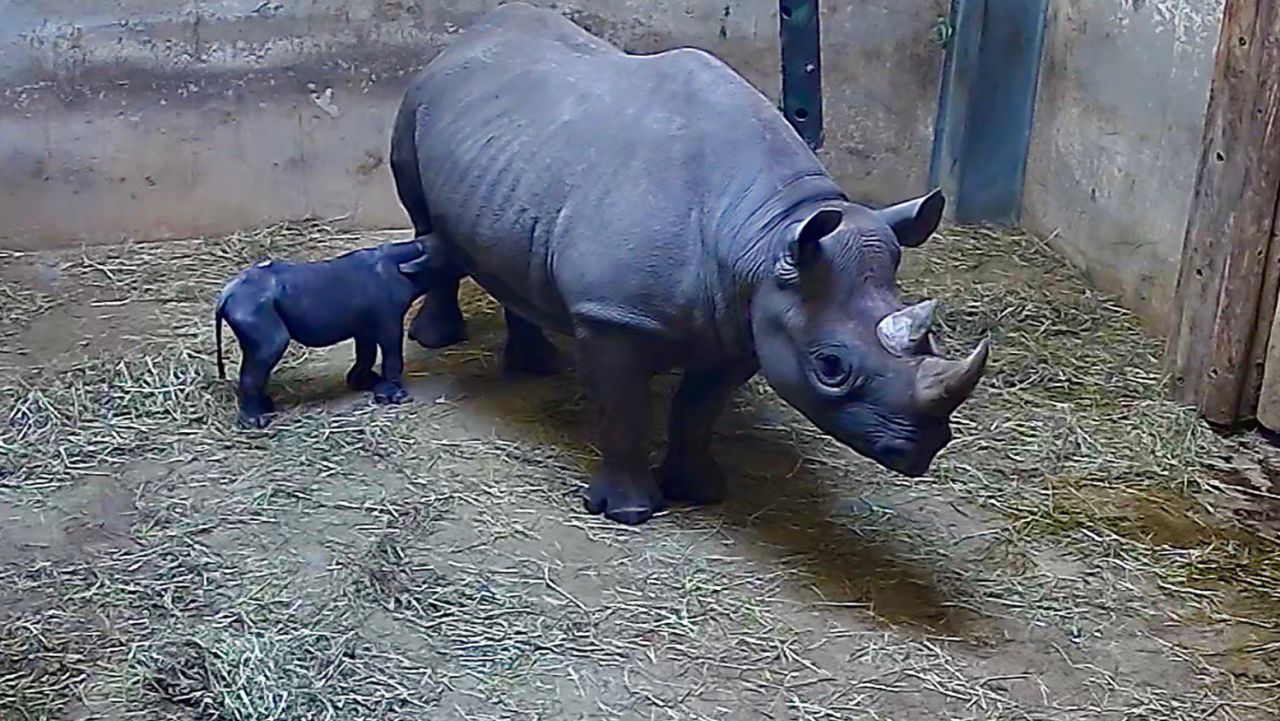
[214,290,228,380]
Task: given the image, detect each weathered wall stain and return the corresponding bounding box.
[0,0,946,248]
[1022,0,1224,333]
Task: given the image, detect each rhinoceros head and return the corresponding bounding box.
[750,189,989,478]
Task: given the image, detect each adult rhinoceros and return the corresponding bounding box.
[389,2,989,525]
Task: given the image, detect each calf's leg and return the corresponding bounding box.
[576,329,664,525]
[373,322,411,405]
[346,336,381,391]
[502,308,560,376]
[658,363,755,505]
[226,309,290,428]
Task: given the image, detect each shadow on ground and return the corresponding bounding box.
[381,297,972,634]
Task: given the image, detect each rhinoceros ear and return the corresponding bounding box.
[876,188,945,248]
[776,207,843,287]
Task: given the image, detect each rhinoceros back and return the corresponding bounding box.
[405,2,844,342]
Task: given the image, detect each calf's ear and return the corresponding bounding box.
[398,253,434,275]
[876,188,945,248]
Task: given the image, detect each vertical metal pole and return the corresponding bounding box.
[928,0,1048,224]
[780,0,822,150]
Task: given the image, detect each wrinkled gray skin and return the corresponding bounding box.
[215,238,442,428]
[390,3,990,525]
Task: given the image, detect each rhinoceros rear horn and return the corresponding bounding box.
[876,188,945,248]
[914,336,990,415]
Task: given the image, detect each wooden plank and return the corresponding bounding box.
[1256,253,1280,430]
[1168,0,1280,424]
[1243,189,1280,418]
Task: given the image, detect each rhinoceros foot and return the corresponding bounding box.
[408,304,467,349]
[658,453,727,506]
[502,335,560,376]
[584,467,666,525]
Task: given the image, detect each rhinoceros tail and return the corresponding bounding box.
[390,100,434,236]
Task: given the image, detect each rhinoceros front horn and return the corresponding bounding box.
[915,337,991,415]
[877,299,938,356]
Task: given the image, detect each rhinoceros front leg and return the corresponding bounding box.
[576,329,665,525]
[408,274,467,349]
[658,362,756,505]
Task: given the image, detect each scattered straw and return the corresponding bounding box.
[0,221,1277,720]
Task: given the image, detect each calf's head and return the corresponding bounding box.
[750,189,989,477]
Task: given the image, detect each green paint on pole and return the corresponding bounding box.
[779,0,822,150]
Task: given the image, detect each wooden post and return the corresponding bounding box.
[1253,201,1280,428]
[1243,190,1280,418]
[1167,0,1280,425]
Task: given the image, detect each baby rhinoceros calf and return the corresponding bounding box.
[214,237,442,428]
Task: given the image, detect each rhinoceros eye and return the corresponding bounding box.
[812,350,853,390]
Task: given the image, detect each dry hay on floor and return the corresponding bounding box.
[0,221,1278,721]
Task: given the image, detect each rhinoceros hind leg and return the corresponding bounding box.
[658,363,755,505]
[502,308,560,376]
[658,454,725,506]
[407,274,467,349]
[575,329,665,525]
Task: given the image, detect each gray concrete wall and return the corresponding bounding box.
[1022,0,1223,333]
[0,0,948,250]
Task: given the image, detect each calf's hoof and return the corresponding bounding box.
[658,454,727,506]
[584,468,666,525]
[408,313,467,349]
[236,397,274,429]
[373,383,410,405]
[237,411,272,429]
[502,339,560,376]
[346,369,382,392]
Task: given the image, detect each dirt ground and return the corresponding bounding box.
[1,222,1279,721]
